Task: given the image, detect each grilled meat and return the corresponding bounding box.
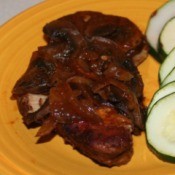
[12,11,148,166]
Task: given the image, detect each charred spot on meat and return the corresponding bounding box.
[12,11,148,167]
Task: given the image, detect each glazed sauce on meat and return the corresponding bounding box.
[12,11,148,167]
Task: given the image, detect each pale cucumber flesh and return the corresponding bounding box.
[147,81,175,114]
[146,92,175,159]
[159,17,175,56]
[146,0,175,52]
[161,67,175,87]
[159,48,175,83]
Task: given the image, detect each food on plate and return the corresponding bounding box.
[145,0,175,62]
[146,0,175,163]
[161,66,175,87]
[159,48,175,83]
[159,17,175,57]
[147,81,175,114]
[12,11,148,167]
[146,92,175,163]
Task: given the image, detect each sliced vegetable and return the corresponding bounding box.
[159,17,175,57]
[161,67,175,87]
[159,47,175,83]
[145,0,175,61]
[146,92,175,162]
[147,81,175,114]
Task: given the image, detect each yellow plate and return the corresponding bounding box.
[0,0,174,174]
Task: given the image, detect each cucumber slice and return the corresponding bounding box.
[159,17,175,57]
[146,0,175,60]
[159,47,175,83]
[147,81,175,114]
[161,66,175,87]
[146,92,175,162]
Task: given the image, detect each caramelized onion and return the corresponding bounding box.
[104,64,134,81]
[49,83,102,125]
[67,76,93,85]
